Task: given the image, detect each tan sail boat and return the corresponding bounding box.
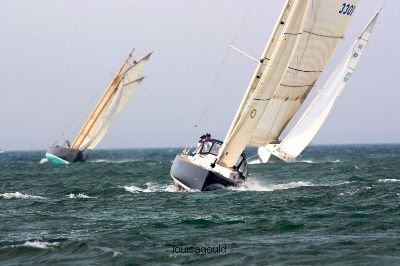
[170,0,359,190]
[46,49,152,164]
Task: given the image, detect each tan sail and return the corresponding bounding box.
[218,0,359,167]
[71,51,152,150]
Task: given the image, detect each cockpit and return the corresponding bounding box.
[195,139,248,176]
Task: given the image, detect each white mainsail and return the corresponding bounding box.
[261,10,380,163]
[71,52,152,150]
[218,0,359,167]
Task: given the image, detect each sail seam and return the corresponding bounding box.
[288,66,322,73]
[280,84,313,88]
[284,32,303,35]
[303,30,344,39]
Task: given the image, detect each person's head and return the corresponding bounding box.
[205,133,211,140]
[199,135,206,141]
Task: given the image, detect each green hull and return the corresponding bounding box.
[45,152,70,165]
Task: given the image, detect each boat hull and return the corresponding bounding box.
[170,154,243,191]
[46,146,87,164]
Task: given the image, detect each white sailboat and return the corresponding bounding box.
[170,0,359,191]
[46,49,152,164]
[258,9,380,163]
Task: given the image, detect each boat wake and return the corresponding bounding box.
[247,158,342,165]
[230,180,314,192]
[0,192,46,200]
[122,182,181,193]
[39,158,48,164]
[91,159,142,164]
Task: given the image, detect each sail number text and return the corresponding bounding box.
[339,3,356,16]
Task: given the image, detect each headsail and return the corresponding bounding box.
[263,9,380,162]
[218,0,359,167]
[71,51,152,151]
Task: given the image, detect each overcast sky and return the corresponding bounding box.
[0,0,398,151]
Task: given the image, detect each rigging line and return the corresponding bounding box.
[194,46,231,128]
[231,0,258,44]
[57,86,104,144]
[195,58,239,129]
[194,0,257,129]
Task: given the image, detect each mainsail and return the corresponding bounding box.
[71,51,152,151]
[218,0,359,167]
[261,10,380,162]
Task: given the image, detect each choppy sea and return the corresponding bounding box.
[1,144,399,265]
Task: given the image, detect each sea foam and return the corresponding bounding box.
[229,180,313,192]
[0,192,46,200]
[123,182,182,193]
[378,178,400,183]
[67,193,97,199]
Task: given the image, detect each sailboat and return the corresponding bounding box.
[170,0,359,191]
[45,49,152,165]
[257,9,380,163]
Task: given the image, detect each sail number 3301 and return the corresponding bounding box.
[339,3,356,16]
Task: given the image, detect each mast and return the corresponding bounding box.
[217,0,311,167]
[224,0,295,140]
[71,49,135,150]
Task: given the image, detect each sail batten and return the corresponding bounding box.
[218,0,359,168]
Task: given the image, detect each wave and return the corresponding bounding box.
[67,193,97,199]
[229,180,314,192]
[0,192,46,200]
[378,178,400,183]
[123,182,180,193]
[90,159,156,164]
[20,240,60,249]
[248,158,342,165]
[248,159,263,165]
[39,158,48,164]
[297,159,341,164]
[0,240,60,250]
[90,159,138,164]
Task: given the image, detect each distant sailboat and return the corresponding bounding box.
[46,49,152,164]
[258,9,380,163]
[170,0,359,190]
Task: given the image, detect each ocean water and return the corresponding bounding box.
[0,145,399,265]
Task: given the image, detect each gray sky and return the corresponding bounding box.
[0,0,398,151]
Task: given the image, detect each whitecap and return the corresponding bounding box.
[39,158,48,164]
[91,159,140,164]
[378,179,400,183]
[247,159,263,165]
[8,240,60,249]
[67,193,97,199]
[298,160,314,164]
[0,192,46,200]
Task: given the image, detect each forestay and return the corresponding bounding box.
[263,10,380,162]
[218,0,359,168]
[71,52,152,150]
